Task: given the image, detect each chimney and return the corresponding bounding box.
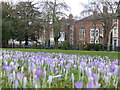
[62,17,65,20]
[103,6,108,14]
[69,13,73,19]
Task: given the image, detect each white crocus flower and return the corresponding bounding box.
[33,75,39,88]
[86,68,92,77]
[71,73,74,88]
[13,71,16,80]
[52,74,63,78]
[10,62,14,66]
[42,67,47,88]
[48,75,53,83]
[105,77,109,83]
[14,80,19,88]
[21,66,24,73]
[0,56,2,66]
[23,77,27,88]
[65,68,68,80]
[32,68,36,75]
[4,60,8,65]
[48,75,53,88]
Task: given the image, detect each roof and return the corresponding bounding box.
[76,13,118,23]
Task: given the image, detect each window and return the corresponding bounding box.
[113,40,117,50]
[114,27,117,35]
[90,28,99,43]
[80,28,85,39]
[96,29,99,36]
[91,38,94,42]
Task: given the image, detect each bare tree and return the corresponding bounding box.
[40,0,70,49]
[81,0,120,51]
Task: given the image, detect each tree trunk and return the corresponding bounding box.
[107,29,113,51]
[107,32,111,51]
[25,34,28,46]
[2,40,8,48]
[36,41,37,48]
[19,40,22,48]
[54,38,58,49]
[45,39,49,48]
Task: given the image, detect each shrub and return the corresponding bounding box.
[116,46,120,51]
[84,44,103,51]
[69,45,79,50]
[94,44,101,51]
[61,41,69,50]
[83,44,93,50]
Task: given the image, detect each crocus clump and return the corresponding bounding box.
[0,50,119,88]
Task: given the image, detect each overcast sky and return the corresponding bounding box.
[1,0,90,17]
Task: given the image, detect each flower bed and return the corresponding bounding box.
[0,50,119,88]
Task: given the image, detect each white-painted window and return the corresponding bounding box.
[114,27,117,35]
[90,28,99,43]
[80,28,85,40]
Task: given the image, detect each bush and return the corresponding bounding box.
[116,46,120,51]
[84,44,91,50]
[83,44,106,51]
[69,45,79,50]
[94,44,101,51]
[61,41,69,50]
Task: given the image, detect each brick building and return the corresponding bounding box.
[118,17,120,47]
[41,7,120,50]
[48,14,76,47]
[55,14,76,47]
[75,15,103,46]
[74,7,120,50]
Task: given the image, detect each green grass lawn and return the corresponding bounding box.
[2,48,119,59]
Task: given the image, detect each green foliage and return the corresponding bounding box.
[83,44,94,50]
[61,41,69,50]
[83,44,112,51]
[116,46,120,51]
[2,2,13,47]
[14,2,42,45]
[94,44,101,51]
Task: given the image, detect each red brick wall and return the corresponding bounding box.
[118,19,120,40]
[118,19,120,47]
[75,20,103,45]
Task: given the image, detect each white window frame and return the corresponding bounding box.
[90,28,99,43]
[80,28,85,40]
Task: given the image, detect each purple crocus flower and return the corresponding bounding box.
[87,76,94,88]
[10,73,14,77]
[80,62,86,66]
[14,80,19,88]
[2,65,13,72]
[16,73,24,79]
[87,83,94,88]
[35,69,42,78]
[86,68,92,77]
[92,74,99,84]
[74,65,77,68]
[54,68,59,73]
[75,82,83,88]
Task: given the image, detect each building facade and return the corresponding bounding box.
[75,18,103,46]
[118,18,120,47]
